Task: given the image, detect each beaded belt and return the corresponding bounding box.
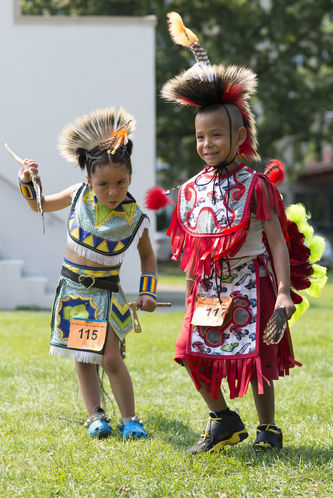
[61,266,120,292]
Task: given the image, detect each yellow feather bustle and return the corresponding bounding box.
[167,12,198,47]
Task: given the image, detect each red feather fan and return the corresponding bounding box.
[263,162,313,304]
[290,290,303,304]
[287,220,313,301]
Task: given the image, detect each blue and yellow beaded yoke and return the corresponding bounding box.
[50,184,149,364]
[67,184,148,266]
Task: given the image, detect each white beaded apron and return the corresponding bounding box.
[189,255,272,358]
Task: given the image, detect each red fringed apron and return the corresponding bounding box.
[168,164,300,399]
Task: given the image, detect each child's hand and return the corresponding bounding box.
[136,295,157,312]
[275,291,296,320]
[18,159,39,183]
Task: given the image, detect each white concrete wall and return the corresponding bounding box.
[0,2,156,307]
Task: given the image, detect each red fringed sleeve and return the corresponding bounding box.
[253,173,288,234]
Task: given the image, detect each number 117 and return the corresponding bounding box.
[206,307,220,317]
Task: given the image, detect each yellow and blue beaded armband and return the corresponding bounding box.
[139,273,157,300]
[18,177,36,200]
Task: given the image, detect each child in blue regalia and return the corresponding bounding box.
[17,106,157,440]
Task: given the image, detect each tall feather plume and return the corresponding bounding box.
[167,11,198,47]
[167,12,210,65]
[161,12,259,159]
[58,106,135,163]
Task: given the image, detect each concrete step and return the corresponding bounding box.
[0,259,52,309]
[0,259,24,279]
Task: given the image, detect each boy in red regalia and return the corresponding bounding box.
[151,13,326,455]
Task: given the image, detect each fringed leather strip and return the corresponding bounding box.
[187,357,211,392]
[168,212,249,275]
[277,329,302,377]
[211,359,220,399]
[254,174,288,233]
[184,354,269,400]
[227,359,237,398]
[239,357,255,398]
[255,356,265,395]
[167,171,284,276]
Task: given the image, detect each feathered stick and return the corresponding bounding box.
[5,143,45,233]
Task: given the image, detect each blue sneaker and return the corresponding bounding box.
[85,408,112,439]
[88,419,112,438]
[118,416,148,440]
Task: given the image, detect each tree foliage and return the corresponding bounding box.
[22,0,333,184]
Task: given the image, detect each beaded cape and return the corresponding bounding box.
[67,184,149,266]
[167,163,287,277]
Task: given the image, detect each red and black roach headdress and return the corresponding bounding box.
[160,12,259,161]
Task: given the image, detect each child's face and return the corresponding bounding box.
[87,162,131,209]
[195,108,245,168]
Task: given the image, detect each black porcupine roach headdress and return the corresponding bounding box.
[58,106,135,167]
[160,12,259,161]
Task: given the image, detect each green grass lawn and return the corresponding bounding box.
[0,273,332,497]
[157,261,185,288]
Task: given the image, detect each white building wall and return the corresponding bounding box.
[0,2,156,308]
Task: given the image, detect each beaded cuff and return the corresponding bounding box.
[18,178,36,200]
[139,273,157,299]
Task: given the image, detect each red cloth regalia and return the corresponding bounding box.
[155,12,326,400]
[167,163,300,399]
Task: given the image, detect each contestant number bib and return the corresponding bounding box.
[191,297,233,327]
[67,318,107,352]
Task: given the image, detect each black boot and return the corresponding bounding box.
[252,424,283,454]
[187,409,248,455]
